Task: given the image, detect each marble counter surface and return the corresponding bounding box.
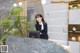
[6,36,69,53]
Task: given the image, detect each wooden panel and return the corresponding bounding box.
[68,24,80,42]
[68,24,80,31]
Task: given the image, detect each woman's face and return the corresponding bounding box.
[36,17,42,23]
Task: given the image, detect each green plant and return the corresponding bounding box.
[0,6,27,41]
[26,19,36,31]
[0,6,36,41]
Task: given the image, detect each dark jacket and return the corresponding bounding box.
[35,22,48,39]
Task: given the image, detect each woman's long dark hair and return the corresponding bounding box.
[35,14,45,24]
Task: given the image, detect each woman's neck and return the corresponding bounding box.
[39,21,43,23]
[39,22,43,25]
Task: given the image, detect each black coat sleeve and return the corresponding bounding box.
[44,23,48,33]
[35,23,48,35]
[35,24,40,31]
[35,24,38,31]
[42,23,48,35]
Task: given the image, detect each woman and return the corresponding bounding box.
[35,14,48,39]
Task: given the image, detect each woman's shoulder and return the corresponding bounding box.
[43,22,47,25]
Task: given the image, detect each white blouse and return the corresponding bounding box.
[39,22,44,30]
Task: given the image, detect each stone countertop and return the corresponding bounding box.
[6,36,69,53]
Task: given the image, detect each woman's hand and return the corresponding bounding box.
[40,32,42,35]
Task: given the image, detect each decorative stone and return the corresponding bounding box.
[6,36,69,53]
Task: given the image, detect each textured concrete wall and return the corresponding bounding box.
[34,0,44,15]
[0,0,16,18]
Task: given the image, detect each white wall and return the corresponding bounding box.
[69,9,80,24]
[42,2,69,41]
[69,41,80,53]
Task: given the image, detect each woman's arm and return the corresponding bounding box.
[44,23,48,34]
[35,24,38,31]
[35,24,40,31]
[40,23,48,34]
[35,24,42,34]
